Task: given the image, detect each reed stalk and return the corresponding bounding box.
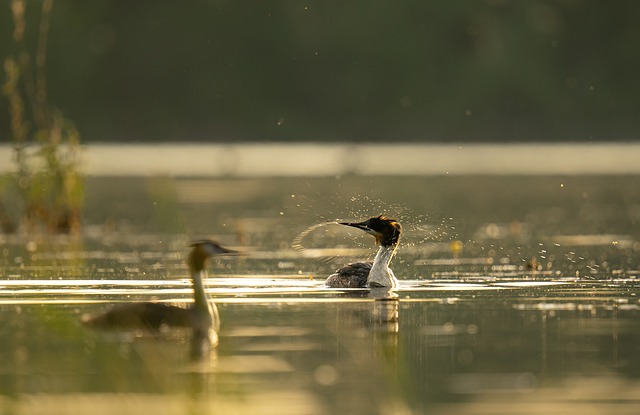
[2,0,84,233]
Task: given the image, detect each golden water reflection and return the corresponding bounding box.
[1,173,640,414]
[0,272,638,415]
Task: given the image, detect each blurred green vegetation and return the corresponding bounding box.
[1,0,640,142]
[2,0,83,233]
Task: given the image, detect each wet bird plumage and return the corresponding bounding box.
[82,302,187,329]
[326,261,372,288]
[326,215,401,289]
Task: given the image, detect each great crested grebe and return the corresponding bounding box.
[326,215,401,289]
[82,240,238,347]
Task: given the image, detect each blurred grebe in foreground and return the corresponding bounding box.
[326,215,401,289]
[82,240,238,354]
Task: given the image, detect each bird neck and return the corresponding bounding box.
[188,252,219,331]
[191,268,213,317]
[367,243,398,288]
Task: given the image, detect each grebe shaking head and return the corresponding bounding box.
[326,215,402,288]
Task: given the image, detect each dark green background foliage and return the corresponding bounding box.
[2,1,639,143]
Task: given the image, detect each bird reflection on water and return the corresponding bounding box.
[370,288,399,324]
[82,240,239,359]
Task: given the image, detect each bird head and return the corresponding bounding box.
[339,215,402,247]
[188,240,240,272]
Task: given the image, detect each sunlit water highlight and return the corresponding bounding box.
[0,274,636,303]
[3,143,640,176]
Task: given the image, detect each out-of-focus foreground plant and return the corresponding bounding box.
[2,0,83,234]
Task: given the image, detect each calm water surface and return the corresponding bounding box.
[1,174,639,414]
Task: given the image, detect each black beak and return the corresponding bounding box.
[218,246,243,256]
[339,220,371,232]
[190,240,244,256]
